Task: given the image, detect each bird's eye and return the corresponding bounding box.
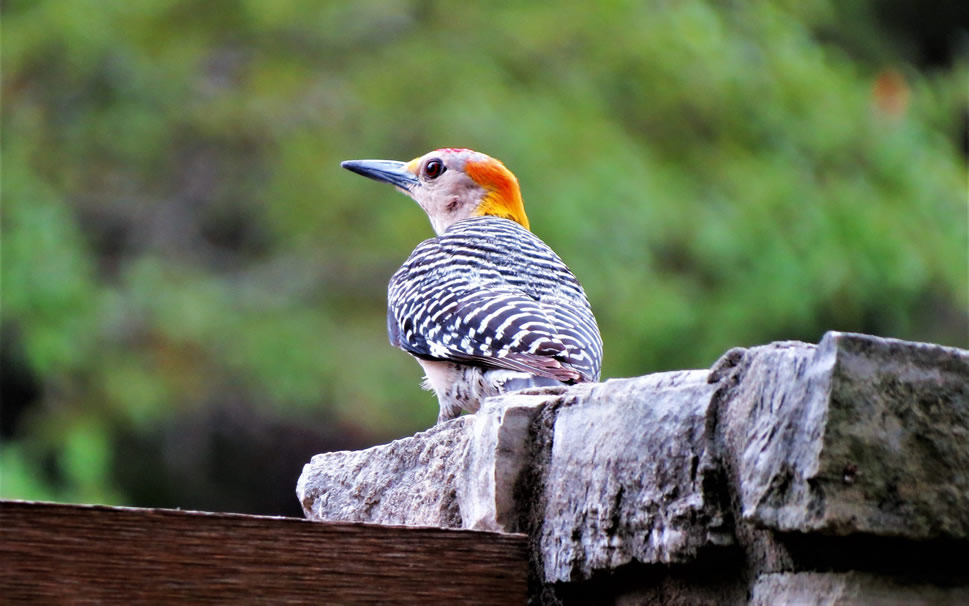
[424,159,446,179]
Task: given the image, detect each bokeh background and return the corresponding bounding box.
[2,1,967,517]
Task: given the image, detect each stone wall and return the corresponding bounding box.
[297,332,969,605]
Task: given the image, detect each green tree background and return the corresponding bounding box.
[2,0,967,515]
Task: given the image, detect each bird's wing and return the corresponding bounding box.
[387,218,602,382]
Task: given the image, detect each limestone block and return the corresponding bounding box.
[298,393,558,531]
[722,331,969,538]
[298,330,969,599]
[458,393,558,532]
[539,371,731,582]
[750,572,969,606]
[297,417,473,527]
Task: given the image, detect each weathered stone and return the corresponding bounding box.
[750,572,969,606]
[458,393,557,532]
[298,392,558,531]
[297,371,734,583]
[297,331,969,602]
[539,371,730,582]
[720,332,969,538]
[297,417,473,527]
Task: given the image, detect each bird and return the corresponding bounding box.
[341,148,602,424]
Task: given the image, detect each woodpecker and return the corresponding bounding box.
[342,148,603,424]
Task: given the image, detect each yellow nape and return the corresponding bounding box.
[465,159,530,230]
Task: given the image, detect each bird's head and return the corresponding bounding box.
[341,148,529,235]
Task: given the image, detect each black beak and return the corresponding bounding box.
[341,159,418,192]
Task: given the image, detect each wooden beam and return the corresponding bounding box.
[0,500,528,604]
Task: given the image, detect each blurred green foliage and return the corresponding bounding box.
[2,0,967,513]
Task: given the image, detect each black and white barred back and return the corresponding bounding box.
[388,216,602,383]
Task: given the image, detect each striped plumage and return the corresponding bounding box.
[342,148,603,423]
[389,215,601,385]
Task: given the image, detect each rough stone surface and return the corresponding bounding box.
[297,331,969,602]
[749,572,969,606]
[299,372,737,583]
[719,332,969,538]
[540,371,730,582]
[297,417,473,527]
[458,393,557,532]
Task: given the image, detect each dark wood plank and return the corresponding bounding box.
[0,500,528,605]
